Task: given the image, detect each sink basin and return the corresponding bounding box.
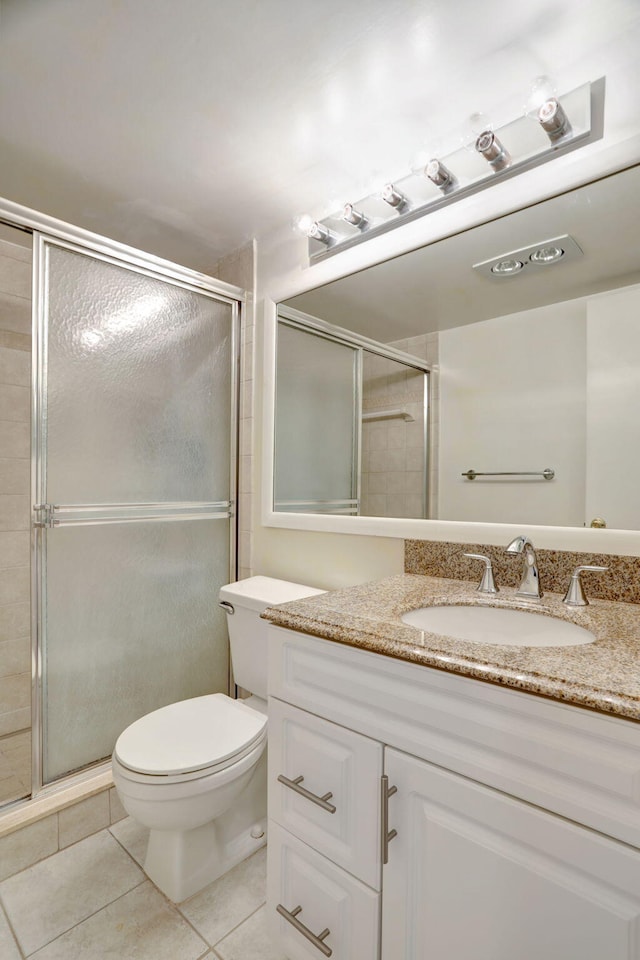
[401,604,595,647]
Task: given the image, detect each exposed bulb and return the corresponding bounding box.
[524,75,571,142]
[380,183,409,210]
[425,159,456,192]
[292,214,332,244]
[342,203,368,229]
[524,76,557,118]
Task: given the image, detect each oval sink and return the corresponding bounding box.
[401,604,595,647]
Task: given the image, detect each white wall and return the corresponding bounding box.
[585,284,640,530]
[437,300,587,526]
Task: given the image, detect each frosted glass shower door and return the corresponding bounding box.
[35,238,238,784]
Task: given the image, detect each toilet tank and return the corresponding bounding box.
[219,576,325,698]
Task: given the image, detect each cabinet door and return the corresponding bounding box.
[382,748,640,960]
[268,821,379,960]
[269,697,382,889]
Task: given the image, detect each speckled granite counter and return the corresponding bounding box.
[262,574,640,722]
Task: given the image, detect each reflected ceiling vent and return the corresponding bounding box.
[473,234,583,280]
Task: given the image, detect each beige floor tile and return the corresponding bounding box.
[0,905,21,960]
[59,791,110,848]
[0,813,57,882]
[179,846,267,946]
[109,814,149,866]
[0,829,144,955]
[214,906,287,960]
[29,881,209,960]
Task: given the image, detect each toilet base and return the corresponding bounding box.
[141,750,267,902]
[145,814,267,902]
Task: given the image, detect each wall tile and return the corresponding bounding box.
[0,421,29,459]
[0,347,29,387]
[0,602,30,642]
[0,814,57,882]
[0,292,31,337]
[0,566,29,606]
[0,331,30,353]
[0,256,31,300]
[0,673,30,714]
[0,385,29,422]
[0,706,30,738]
[0,530,30,568]
[0,459,30,497]
[0,496,29,531]
[58,792,110,849]
[0,638,30,679]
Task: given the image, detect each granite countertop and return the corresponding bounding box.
[262,574,640,722]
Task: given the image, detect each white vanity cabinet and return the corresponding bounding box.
[267,625,640,960]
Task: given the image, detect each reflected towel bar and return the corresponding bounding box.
[362,408,415,423]
[462,468,555,481]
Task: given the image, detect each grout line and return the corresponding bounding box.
[0,897,25,959]
[22,876,149,957]
[209,900,266,948]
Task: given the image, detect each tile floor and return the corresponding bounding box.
[0,816,286,959]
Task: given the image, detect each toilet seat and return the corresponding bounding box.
[114,693,267,782]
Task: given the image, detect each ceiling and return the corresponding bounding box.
[1,0,640,272]
[286,164,640,340]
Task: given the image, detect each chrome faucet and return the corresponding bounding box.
[506,536,542,599]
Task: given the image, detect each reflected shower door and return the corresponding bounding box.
[34,238,238,784]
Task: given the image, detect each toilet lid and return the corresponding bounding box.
[114,694,267,777]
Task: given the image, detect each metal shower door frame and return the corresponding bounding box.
[29,231,243,795]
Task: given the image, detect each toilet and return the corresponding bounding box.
[112,576,325,902]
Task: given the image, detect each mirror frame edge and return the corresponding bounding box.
[261,298,640,556]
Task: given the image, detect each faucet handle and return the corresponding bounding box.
[563,565,608,607]
[463,553,499,595]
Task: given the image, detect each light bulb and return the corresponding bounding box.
[342,203,368,229]
[524,76,557,118]
[475,129,511,172]
[530,245,564,264]
[491,259,524,276]
[292,214,333,244]
[524,75,571,142]
[380,183,409,210]
[425,159,456,192]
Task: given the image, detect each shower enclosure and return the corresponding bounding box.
[0,216,242,806]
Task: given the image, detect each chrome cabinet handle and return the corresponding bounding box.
[381,774,397,865]
[277,904,332,957]
[277,774,336,814]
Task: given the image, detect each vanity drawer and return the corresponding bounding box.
[267,820,380,960]
[268,697,382,889]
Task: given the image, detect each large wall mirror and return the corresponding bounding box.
[275,162,640,531]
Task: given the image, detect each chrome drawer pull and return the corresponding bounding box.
[381,775,398,865]
[277,774,337,814]
[277,903,332,957]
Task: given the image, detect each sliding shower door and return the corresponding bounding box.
[34,237,238,784]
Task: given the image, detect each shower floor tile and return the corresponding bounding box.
[0,818,284,958]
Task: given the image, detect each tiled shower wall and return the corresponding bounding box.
[0,232,32,804]
[360,333,439,518]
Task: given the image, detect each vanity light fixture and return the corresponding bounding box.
[293,214,334,245]
[425,159,456,191]
[381,183,409,211]
[474,129,511,172]
[525,75,572,143]
[342,203,369,229]
[301,78,601,264]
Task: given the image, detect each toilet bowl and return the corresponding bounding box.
[112,576,325,902]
